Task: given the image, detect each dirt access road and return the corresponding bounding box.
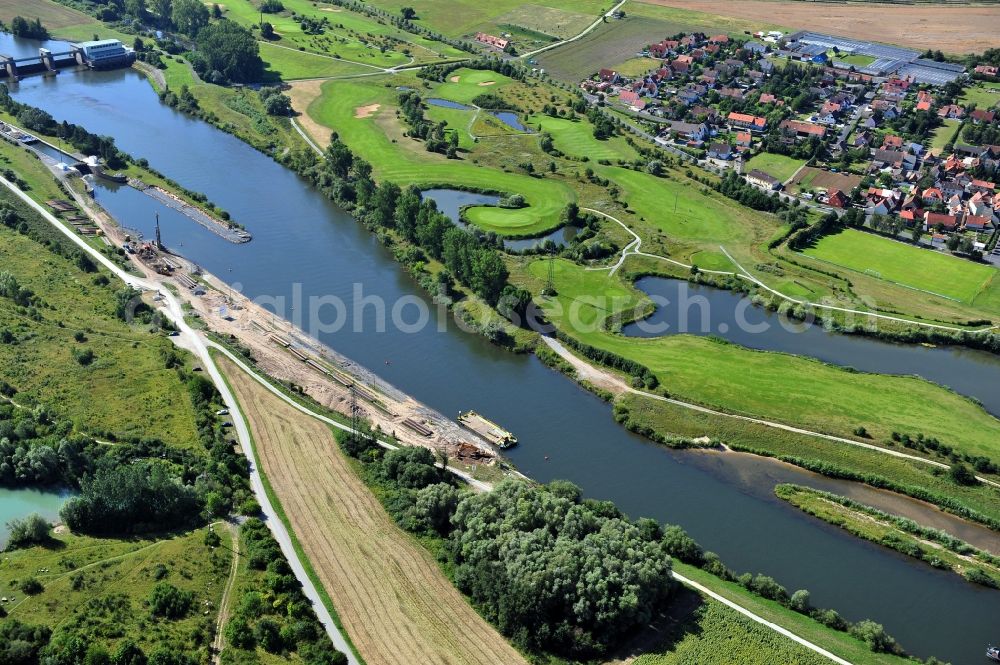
[635,0,1000,53]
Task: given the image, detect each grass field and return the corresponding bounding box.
[612,56,663,77]
[257,42,375,80]
[0,182,200,448]
[2,527,231,655]
[649,564,914,665]
[929,118,962,155]
[960,83,1000,110]
[804,229,997,303]
[745,153,805,183]
[221,0,463,69]
[528,113,639,161]
[519,258,1000,464]
[0,0,132,42]
[304,76,575,235]
[433,68,514,104]
[217,355,528,665]
[837,53,876,67]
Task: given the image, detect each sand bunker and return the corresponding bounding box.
[449,75,461,82]
[354,103,381,119]
[318,6,342,11]
[477,81,496,87]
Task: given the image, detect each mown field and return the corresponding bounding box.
[0,0,132,42]
[0,184,200,447]
[1,527,231,655]
[518,258,1000,465]
[528,113,639,161]
[803,229,997,304]
[217,355,528,665]
[928,118,963,155]
[959,82,1000,110]
[744,153,805,183]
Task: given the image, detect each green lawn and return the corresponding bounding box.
[836,53,876,67]
[929,118,962,154]
[745,153,805,183]
[804,229,996,303]
[612,56,663,77]
[306,77,575,235]
[257,42,376,80]
[597,166,767,246]
[959,83,1000,110]
[2,527,231,655]
[433,68,515,104]
[527,113,639,161]
[521,258,1000,463]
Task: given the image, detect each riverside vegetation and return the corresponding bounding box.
[0,159,348,664]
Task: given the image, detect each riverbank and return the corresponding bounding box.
[776,484,1000,589]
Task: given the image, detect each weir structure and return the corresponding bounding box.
[0,40,135,80]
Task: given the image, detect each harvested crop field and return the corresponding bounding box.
[789,166,862,194]
[218,356,527,665]
[538,16,688,82]
[0,0,91,28]
[634,0,1000,54]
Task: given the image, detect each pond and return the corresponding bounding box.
[422,188,576,251]
[0,487,71,549]
[425,99,531,132]
[624,277,1000,417]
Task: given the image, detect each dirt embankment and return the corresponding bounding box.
[636,0,1000,54]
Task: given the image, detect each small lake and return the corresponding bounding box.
[0,487,70,549]
[624,277,1000,416]
[422,188,575,250]
[425,99,531,132]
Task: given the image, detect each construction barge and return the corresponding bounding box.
[128,178,252,244]
[458,410,517,449]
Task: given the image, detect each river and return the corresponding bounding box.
[4,36,1000,662]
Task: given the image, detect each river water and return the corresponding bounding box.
[4,37,1000,661]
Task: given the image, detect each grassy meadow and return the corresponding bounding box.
[744,152,805,182]
[803,229,997,304]
[0,185,200,447]
[1,527,231,656]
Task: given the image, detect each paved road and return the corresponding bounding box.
[519,0,629,60]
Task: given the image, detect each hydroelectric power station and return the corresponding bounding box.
[0,39,135,80]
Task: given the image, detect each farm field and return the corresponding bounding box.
[744,153,805,183]
[519,258,1000,462]
[1,527,231,655]
[0,183,200,448]
[803,229,996,304]
[537,16,689,82]
[632,0,1000,53]
[788,166,862,195]
[217,355,528,665]
[0,0,132,42]
[357,0,608,38]
[302,75,575,235]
